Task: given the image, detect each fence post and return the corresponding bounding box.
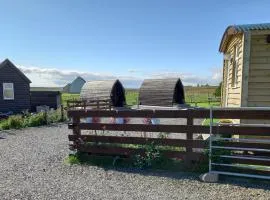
[73,116,81,136]
[61,104,64,122]
[185,109,194,166]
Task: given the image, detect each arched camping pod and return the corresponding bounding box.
[138,78,185,107]
[80,80,126,107]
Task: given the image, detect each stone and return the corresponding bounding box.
[199,172,219,183]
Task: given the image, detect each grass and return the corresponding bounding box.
[125,90,139,106]
[188,102,220,108]
[66,141,208,172]
[65,152,197,172]
[61,93,80,107]
[61,86,221,108]
[202,118,220,126]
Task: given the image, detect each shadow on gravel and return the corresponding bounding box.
[217,175,270,190]
[67,153,270,190]
[109,167,199,181]
[104,167,270,190]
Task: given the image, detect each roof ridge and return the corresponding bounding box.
[0,59,32,83]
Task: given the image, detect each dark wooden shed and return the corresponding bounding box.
[30,90,61,112]
[138,78,185,107]
[80,80,126,107]
[0,59,31,113]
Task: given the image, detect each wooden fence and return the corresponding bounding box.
[68,108,270,172]
[67,99,112,110]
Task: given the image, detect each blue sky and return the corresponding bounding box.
[1,0,270,87]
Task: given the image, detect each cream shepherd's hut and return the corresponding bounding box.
[220,23,270,108]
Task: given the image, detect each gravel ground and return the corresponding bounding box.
[0,124,270,200]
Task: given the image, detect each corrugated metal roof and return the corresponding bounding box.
[233,23,270,32]
[219,23,270,52]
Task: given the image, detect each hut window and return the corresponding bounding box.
[3,83,14,100]
[231,44,239,87]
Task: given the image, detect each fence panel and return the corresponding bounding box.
[68,108,270,171]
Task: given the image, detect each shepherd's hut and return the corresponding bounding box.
[138,78,185,107]
[220,23,270,108]
[80,80,126,107]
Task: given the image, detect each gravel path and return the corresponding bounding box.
[0,124,270,200]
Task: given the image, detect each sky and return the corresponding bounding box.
[0,0,270,88]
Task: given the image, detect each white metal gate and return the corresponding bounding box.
[208,107,270,180]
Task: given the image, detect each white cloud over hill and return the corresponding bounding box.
[18,65,222,88]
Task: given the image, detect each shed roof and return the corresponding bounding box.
[219,23,270,52]
[71,76,86,84]
[139,78,185,107]
[0,59,31,83]
[30,87,63,92]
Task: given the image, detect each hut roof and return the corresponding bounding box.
[139,78,185,107]
[219,23,270,52]
[80,80,126,107]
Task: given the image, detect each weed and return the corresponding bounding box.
[133,142,162,169]
[27,112,47,127]
[7,115,24,129]
[0,120,10,130]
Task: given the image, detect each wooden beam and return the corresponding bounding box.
[241,32,251,107]
[68,135,207,148]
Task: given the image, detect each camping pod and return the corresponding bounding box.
[138,78,185,107]
[80,80,126,107]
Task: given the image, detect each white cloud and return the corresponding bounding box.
[149,67,222,86]
[211,67,222,81]
[18,65,143,88]
[18,64,222,88]
[128,69,141,73]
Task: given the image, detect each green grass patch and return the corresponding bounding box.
[61,87,221,108]
[66,142,208,173]
[188,101,220,108]
[61,93,80,107]
[65,152,187,171]
[125,90,139,106]
[202,118,220,126]
[0,108,67,130]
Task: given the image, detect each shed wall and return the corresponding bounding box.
[70,78,85,94]
[247,33,270,107]
[0,64,30,113]
[222,34,244,107]
[30,91,61,112]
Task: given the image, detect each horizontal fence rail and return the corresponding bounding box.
[68,107,270,169]
[68,108,270,119]
[67,99,112,110]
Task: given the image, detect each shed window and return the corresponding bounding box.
[3,83,14,100]
[231,44,239,87]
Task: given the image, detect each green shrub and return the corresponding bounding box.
[47,108,66,123]
[7,115,24,129]
[66,154,80,164]
[0,120,10,130]
[27,112,47,127]
[133,142,162,169]
[214,82,222,97]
